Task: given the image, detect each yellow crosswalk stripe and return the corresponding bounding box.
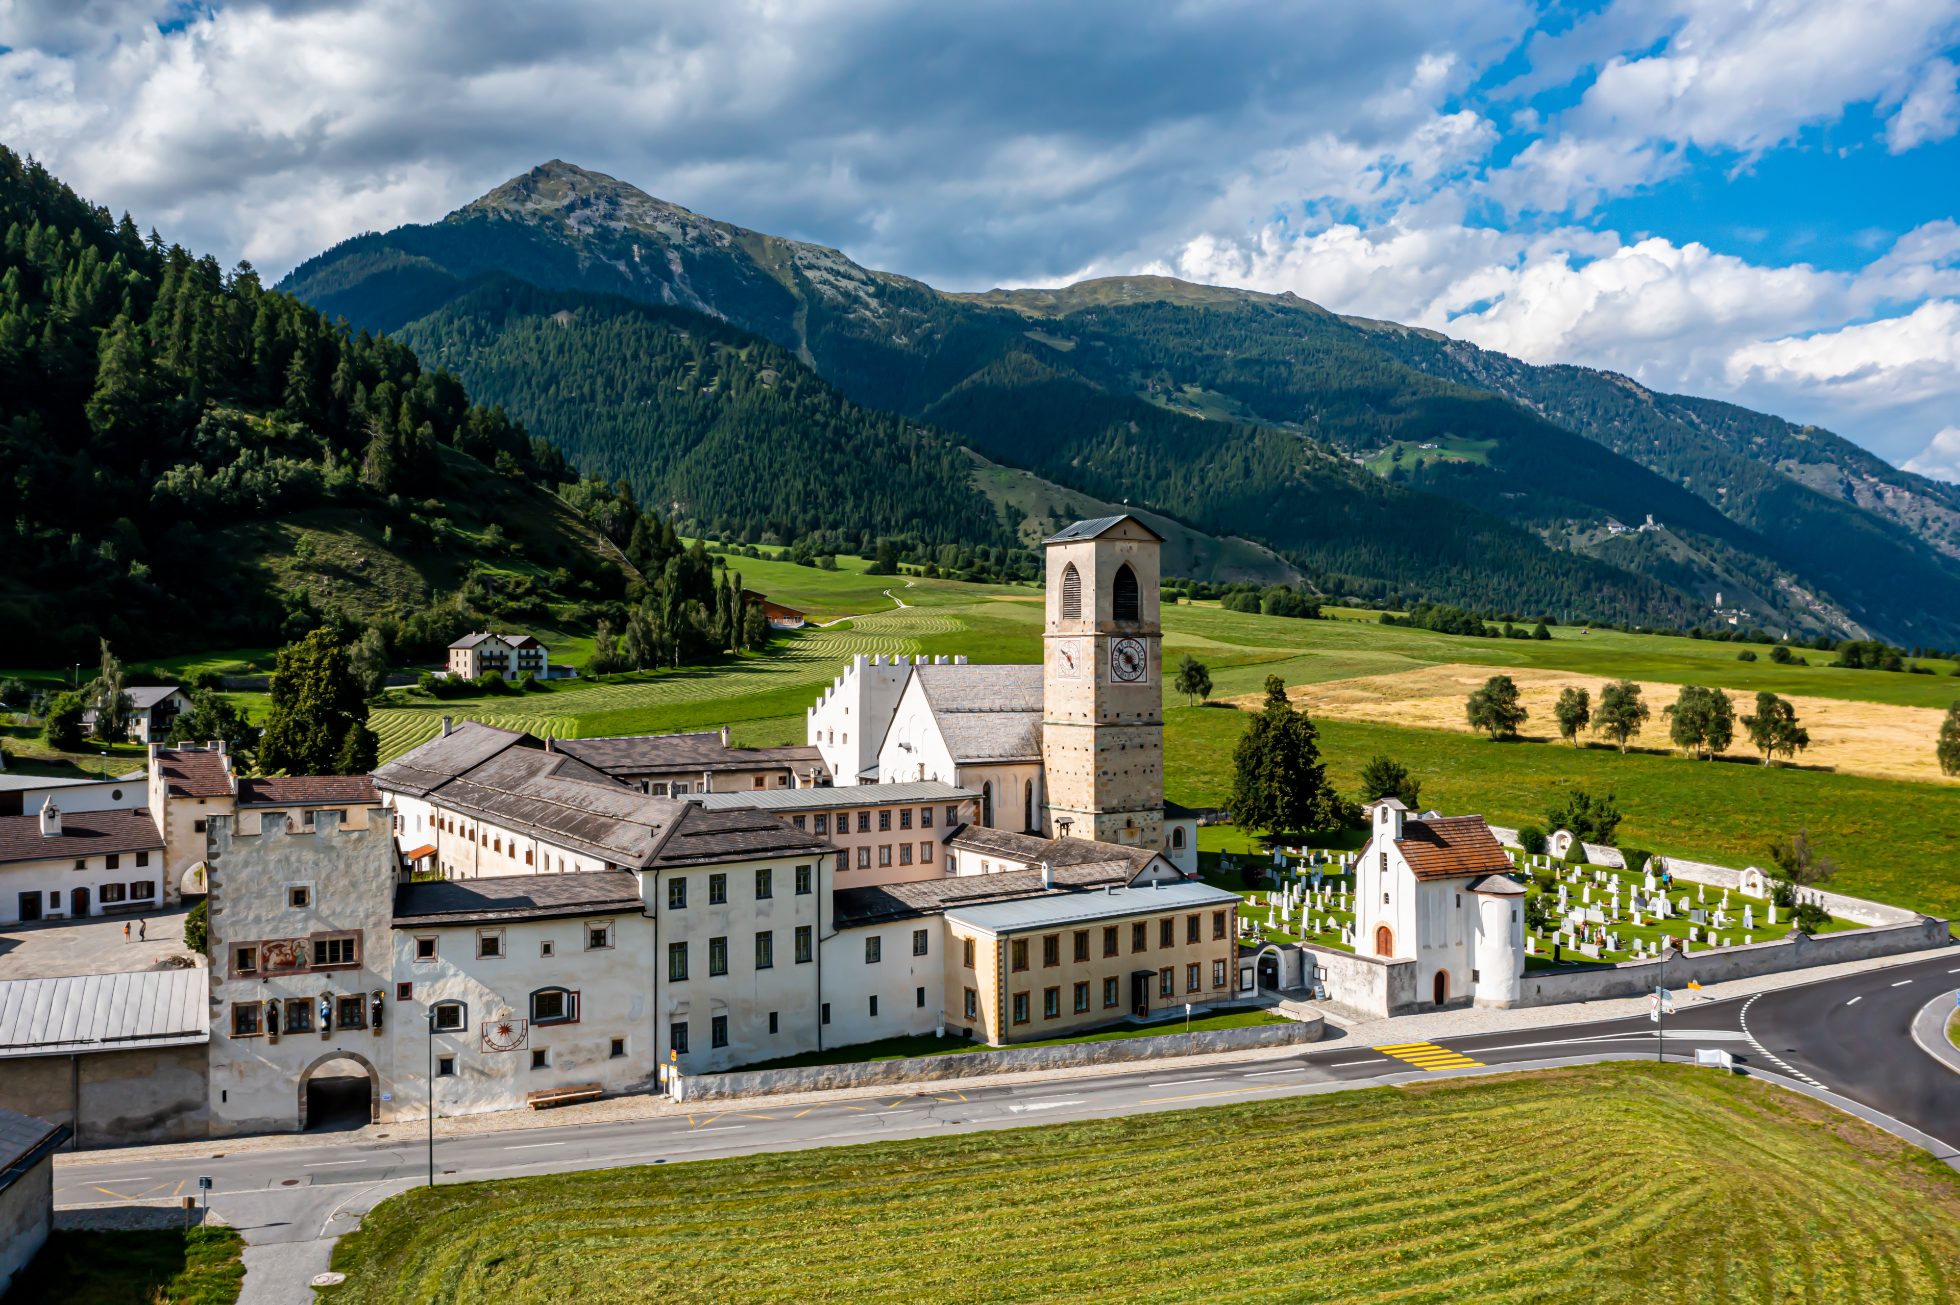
[1374,1041,1485,1071]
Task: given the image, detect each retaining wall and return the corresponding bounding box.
[679,1015,1324,1101]
[1514,916,1950,1007]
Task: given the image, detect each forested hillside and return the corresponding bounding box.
[0,148,628,659]
[395,277,1019,554]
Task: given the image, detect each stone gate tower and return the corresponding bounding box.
[1040,515,1164,847]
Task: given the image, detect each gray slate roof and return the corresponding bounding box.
[553,732,825,777]
[0,807,162,866]
[432,747,684,867]
[124,685,182,710]
[371,721,539,798]
[910,664,1044,764]
[947,825,1168,876]
[945,880,1241,933]
[0,1106,65,1188]
[690,781,975,812]
[649,805,833,868]
[1043,514,1163,543]
[0,967,208,1058]
[833,861,1137,929]
[395,871,645,926]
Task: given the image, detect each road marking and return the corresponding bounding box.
[1244,1067,1309,1077]
[1152,1077,1216,1086]
[1376,1042,1483,1071]
[1007,1099,1086,1113]
[1140,1089,1250,1104]
[503,1141,566,1151]
[1846,996,1862,1006]
[302,1160,367,1168]
[875,1109,917,1117]
[1738,993,1825,1089]
[676,1125,745,1135]
[1891,980,1913,987]
[1327,1057,1389,1067]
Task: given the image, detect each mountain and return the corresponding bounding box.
[281,160,1960,642]
[0,148,632,661]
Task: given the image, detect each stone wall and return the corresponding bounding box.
[1299,943,1419,1018]
[1651,856,1918,928]
[1513,916,1950,1007]
[678,1015,1323,1101]
[0,1043,210,1149]
[0,1149,51,1298]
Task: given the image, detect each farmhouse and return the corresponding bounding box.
[446,631,550,681]
[80,684,188,744]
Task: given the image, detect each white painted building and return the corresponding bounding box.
[0,802,164,924]
[875,663,1046,834]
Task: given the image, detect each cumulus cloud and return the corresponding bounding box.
[1903,426,1960,480]
[1887,56,1960,150]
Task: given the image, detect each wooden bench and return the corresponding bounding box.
[525,1083,603,1110]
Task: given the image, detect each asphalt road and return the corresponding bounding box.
[53,950,1960,1258]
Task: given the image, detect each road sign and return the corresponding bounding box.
[197,1176,213,1190]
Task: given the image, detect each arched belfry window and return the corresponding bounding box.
[982,782,994,828]
[1024,779,1036,833]
[1060,563,1082,620]
[1113,564,1140,623]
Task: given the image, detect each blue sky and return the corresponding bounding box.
[2,0,1957,476]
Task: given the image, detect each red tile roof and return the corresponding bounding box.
[1395,816,1515,881]
[235,776,378,807]
[0,808,162,865]
[154,748,232,799]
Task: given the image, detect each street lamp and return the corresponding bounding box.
[426,1009,437,1187]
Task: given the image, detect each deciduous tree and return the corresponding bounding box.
[1545,788,1622,846]
[1664,684,1734,760]
[1742,692,1810,767]
[1465,674,1527,740]
[1939,702,1960,777]
[1593,680,1649,753]
[1173,655,1212,706]
[1553,686,1590,746]
[258,628,377,775]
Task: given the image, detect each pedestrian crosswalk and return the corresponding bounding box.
[1374,1041,1484,1071]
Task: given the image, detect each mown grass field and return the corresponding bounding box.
[738,1006,1289,1070]
[321,1063,1960,1304]
[11,1224,245,1305]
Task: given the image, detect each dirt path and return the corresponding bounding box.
[1229,662,1956,785]
[812,580,912,628]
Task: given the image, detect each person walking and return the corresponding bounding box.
[122,921,130,943]
[137,918,147,943]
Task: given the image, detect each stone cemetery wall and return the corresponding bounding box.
[1513,915,1949,1008]
[679,1016,1325,1101]
[1651,856,1918,928]
[1300,943,1419,1019]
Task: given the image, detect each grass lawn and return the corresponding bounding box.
[320,1063,1960,1303]
[1949,1007,1959,1052]
[733,1006,1289,1071]
[11,1224,245,1305]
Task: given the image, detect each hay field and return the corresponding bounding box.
[1236,663,1953,784]
[320,1063,1960,1304]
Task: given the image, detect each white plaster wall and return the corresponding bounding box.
[0,1152,50,1298]
[809,654,915,785]
[955,763,1043,834]
[19,779,145,814]
[401,795,614,880]
[0,846,165,923]
[1474,894,1525,1007]
[820,921,946,1049]
[876,675,957,786]
[1164,818,1198,876]
[391,913,656,1120]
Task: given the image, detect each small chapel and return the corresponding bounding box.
[807,514,1199,870]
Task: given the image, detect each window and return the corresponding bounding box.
[477,931,503,959]
[609,1037,626,1059]
[711,1015,728,1049]
[1187,914,1201,944]
[1103,976,1120,1008]
[865,936,882,964]
[795,865,812,895]
[755,930,774,969]
[531,988,578,1025]
[1011,938,1028,972]
[753,776,766,790]
[768,1012,779,1035]
[709,936,729,977]
[531,1048,549,1071]
[1113,563,1139,622]
[129,881,155,901]
[795,925,813,964]
[982,782,993,827]
[492,838,500,855]
[1213,959,1228,988]
[432,1001,466,1032]
[921,806,933,829]
[899,843,913,866]
[856,811,871,833]
[1103,926,1119,958]
[791,814,806,830]
[709,873,727,905]
[106,854,119,871]
[284,998,313,1032]
[1043,987,1061,1019]
[946,805,960,826]
[1171,826,1186,851]
[869,995,879,1018]
[193,818,207,834]
[668,941,689,982]
[135,851,149,868]
[100,883,126,904]
[1012,992,1030,1025]
[900,808,912,830]
[915,986,926,1009]
[1073,930,1090,963]
[1159,918,1175,948]
[668,878,687,910]
[1042,934,1060,967]
[1213,910,1227,940]
[1060,561,1082,619]
[230,1003,261,1037]
[1073,982,1090,1013]
[670,1021,690,1054]
[834,850,848,873]
[964,987,978,1020]
[814,814,829,836]
[962,938,976,969]
[540,940,555,958]
[1132,922,1148,952]
[821,1003,831,1025]
[921,842,934,865]
[856,847,871,869]
[315,935,359,967]
[396,981,413,1001]
[414,937,437,961]
[437,1055,456,1077]
[912,928,929,957]
[585,924,613,951]
[1187,963,1201,993]
[336,996,367,1030]
[755,867,773,900]
[878,845,892,867]
[1158,968,1174,998]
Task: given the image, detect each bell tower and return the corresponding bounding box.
[1041,515,1164,846]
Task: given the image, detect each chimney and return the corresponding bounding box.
[440,715,454,737]
[1040,861,1053,889]
[38,800,61,838]
[719,724,731,748]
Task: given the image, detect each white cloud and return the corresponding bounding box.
[1903,426,1960,480]
[1887,56,1960,150]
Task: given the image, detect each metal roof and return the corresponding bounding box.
[0,1107,65,1190]
[0,967,209,1058]
[945,881,1240,933]
[691,781,975,812]
[0,775,98,794]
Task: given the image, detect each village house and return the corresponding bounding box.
[692,781,976,887]
[446,631,550,681]
[0,802,164,924]
[81,684,189,744]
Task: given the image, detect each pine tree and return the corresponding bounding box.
[1228,676,1337,837]
[258,628,373,775]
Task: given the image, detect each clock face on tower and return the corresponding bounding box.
[1110,637,1148,683]
[1054,639,1083,679]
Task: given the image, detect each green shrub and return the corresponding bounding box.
[184,898,209,955]
[1518,825,1547,855]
